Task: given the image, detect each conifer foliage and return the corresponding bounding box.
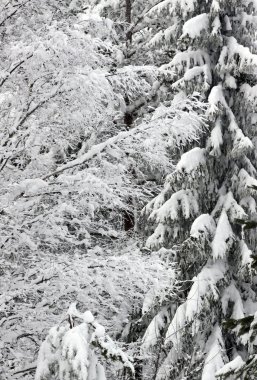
[142,1,257,379]
[2,1,257,380]
[35,303,134,380]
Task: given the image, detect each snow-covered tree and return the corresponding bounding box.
[87,0,174,64]
[141,1,257,379]
[4,0,257,379]
[0,2,209,379]
[35,303,134,380]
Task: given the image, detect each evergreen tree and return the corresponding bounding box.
[142,1,257,379]
[35,303,134,380]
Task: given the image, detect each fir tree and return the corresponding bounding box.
[142,1,257,379]
[35,303,134,380]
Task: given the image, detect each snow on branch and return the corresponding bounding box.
[181,13,209,39]
[42,95,207,180]
[165,260,227,347]
[35,303,134,380]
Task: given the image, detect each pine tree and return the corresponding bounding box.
[142,1,257,379]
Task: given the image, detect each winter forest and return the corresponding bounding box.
[2,0,257,379]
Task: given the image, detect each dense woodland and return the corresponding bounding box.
[1,0,257,379]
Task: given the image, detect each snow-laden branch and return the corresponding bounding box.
[0,53,33,88]
[0,0,31,28]
[42,127,142,180]
[126,79,161,113]
[42,97,207,181]
[0,83,64,172]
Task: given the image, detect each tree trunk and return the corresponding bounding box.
[125,0,132,43]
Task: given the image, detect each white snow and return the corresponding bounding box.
[165,303,187,348]
[202,325,225,380]
[208,84,227,115]
[151,189,199,223]
[231,126,253,157]
[210,0,220,13]
[168,50,211,73]
[182,13,209,39]
[93,323,105,338]
[212,210,234,260]
[211,15,221,35]
[225,74,237,89]
[240,196,257,215]
[14,178,48,197]
[83,310,95,324]
[215,355,245,377]
[142,310,169,353]
[145,223,167,249]
[223,192,248,221]
[165,261,226,346]
[176,147,206,173]
[239,168,257,192]
[224,15,232,32]
[221,283,244,320]
[240,240,253,267]
[186,261,226,323]
[190,213,216,239]
[208,117,223,156]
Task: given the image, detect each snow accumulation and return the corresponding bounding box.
[225,74,237,89]
[223,191,247,221]
[240,240,253,267]
[190,213,216,239]
[14,178,48,197]
[186,261,226,323]
[208,117,223,156]
[142,279,160,315]
[176,147,206,173]
[215,355,245,377]
[227,37,257,72]
[165,303,187,348]
[221,283,244,320]
[144,190,166,215]
[211,15,221,35]
[175,0,197,17]
[239,168,257,191]
[182,13,209,39]
[202,325,225,380]
[231,127,253,157]
[151,189,199,223]
[165,261,226,347]
[208,84,227,114]
[240,196,256,215]
[141,310,169,353]
[184,64,211,83]
[148,0,174,16]
[83,310,95,324]
[145,223,167,249]
[212,210,234,260]
[169,50,210,73]
[93,323,106,338]
[210,0,220,13]
[61,324,91,379]
[224,15,232,32]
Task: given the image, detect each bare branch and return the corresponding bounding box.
[13,365,37,376]
[0,53,33,88]
[0,0,32,28]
